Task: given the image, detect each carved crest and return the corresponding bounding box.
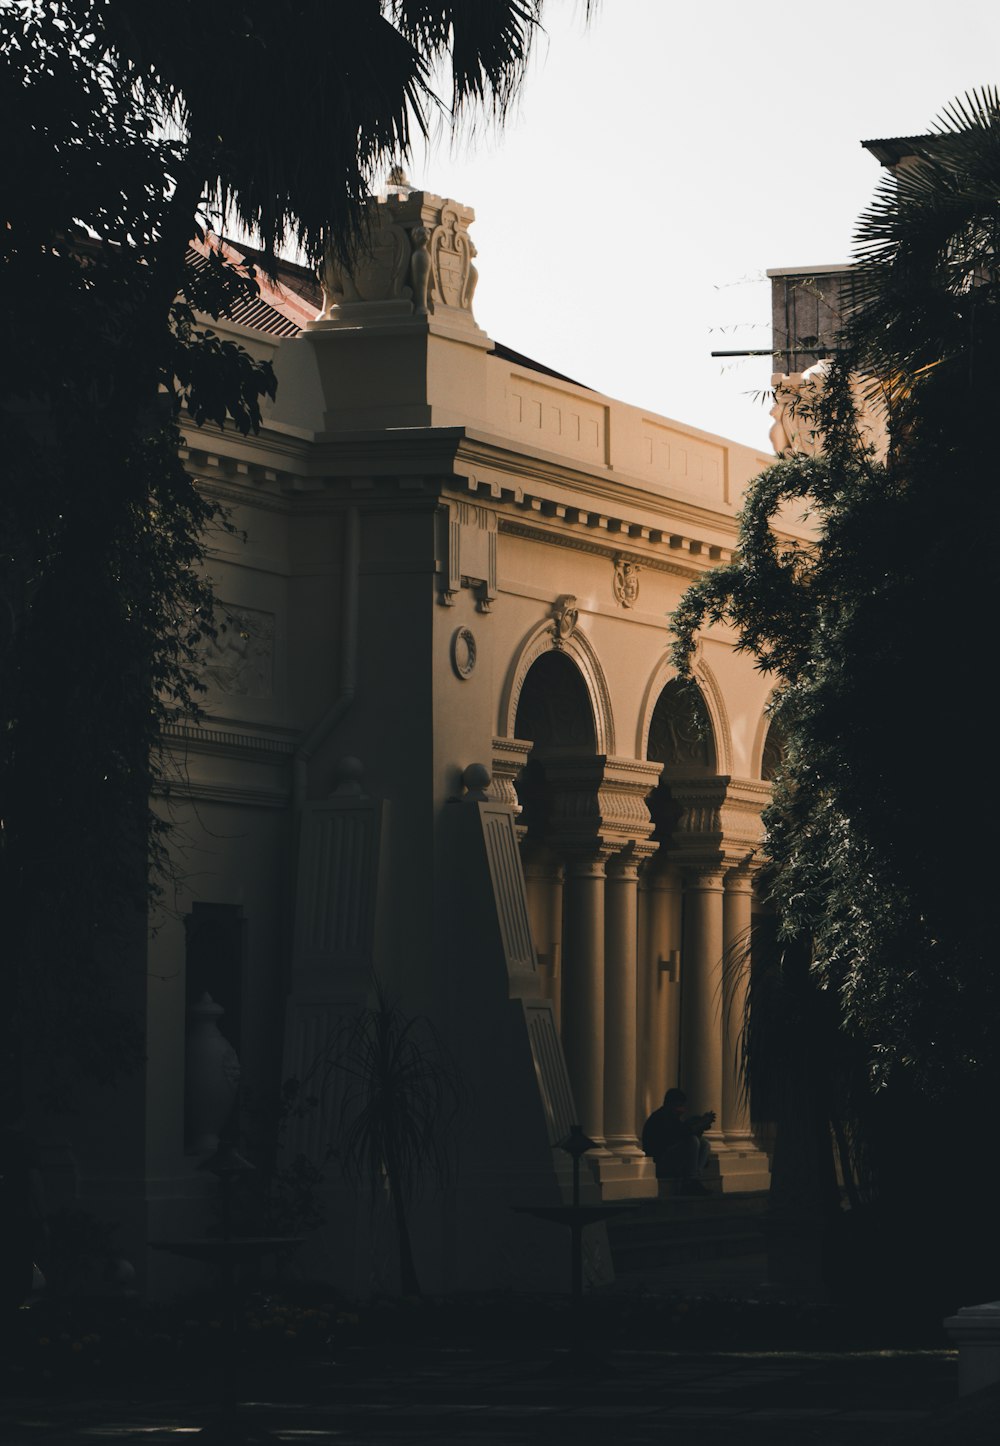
[431,206,474,310]
[315,187,483,328]
[349,222,412,304]
[612,557,640,609]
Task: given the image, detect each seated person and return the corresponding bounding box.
[641,1088,715,1194]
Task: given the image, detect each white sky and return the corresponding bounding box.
[407,0,1000,450]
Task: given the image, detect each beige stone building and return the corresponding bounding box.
[81,181,808,1296]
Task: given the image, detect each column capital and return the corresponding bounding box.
[564,850,611,879]
[607,838,658,880]
[640,858,682,893]
[723,857,756,893]
[682,863,726,890]
[521,840,565,883]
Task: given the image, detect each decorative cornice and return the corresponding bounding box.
[540,753,659,857]
[193,422,748,549]
[660,774,771,872]
[161,721,297,761]
[190,476,292,515]
[156,778,290,810]
[724,778,774,805]
[179,440,296,494]
[602,756,665,793]
[498,519,710,580]
[666,774,728,867]
[179,423,746,566]
[450,435,742,537]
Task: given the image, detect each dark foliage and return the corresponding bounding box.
[1,1,558,1108]
[673,92,1000,1097]
[672,92,1000,1303]
[1,6,272,1103]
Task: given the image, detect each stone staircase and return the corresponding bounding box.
[604,1190,770,1282]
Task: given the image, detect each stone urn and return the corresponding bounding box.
[184,993,240,1155]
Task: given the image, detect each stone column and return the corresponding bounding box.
[722,863,755,1141]
[603,851,643,1155]
[638,860,683,1122]
[561,852,609,1145]
[523,848,564,1028]
[680,866,726,1136]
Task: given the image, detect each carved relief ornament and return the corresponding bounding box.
[550,595,579,647]
[612,556,640,609]
[451,627,477,680]
[431,205,478,311]
[315,186,481,329]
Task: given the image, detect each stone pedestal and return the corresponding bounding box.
[944,1301,1000,1396]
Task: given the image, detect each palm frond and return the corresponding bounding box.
[326,979,464,1208]
[849,89,1000,396]
[98,0,552,268]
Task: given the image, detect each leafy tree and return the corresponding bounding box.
[0,0,566,1107]
[673,93,1000,1303]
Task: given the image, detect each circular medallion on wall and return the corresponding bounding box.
[451,627,477,679]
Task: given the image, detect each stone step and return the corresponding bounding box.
[606,1191,769,1272]
[611,1227,764,1271]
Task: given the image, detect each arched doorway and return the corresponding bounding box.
[513,649,597,846]
[502,641,672,1169]
[636,676,768,1187]
[639,678,719,1121]
[512,649,606,1140]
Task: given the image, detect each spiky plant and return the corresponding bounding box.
[327,981,463,1298]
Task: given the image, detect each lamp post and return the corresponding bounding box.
[513,1122,638,1371]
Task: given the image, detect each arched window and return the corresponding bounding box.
[761,715,786,782]
[514,650,597,752]
[646,678,715,772]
